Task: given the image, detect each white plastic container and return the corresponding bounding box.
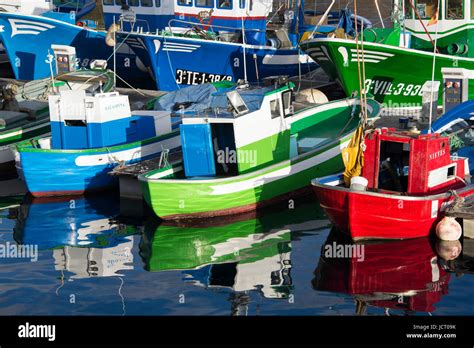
[350,176,368,192]
[38,138,51,150]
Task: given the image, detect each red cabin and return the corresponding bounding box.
[362,128,468,195]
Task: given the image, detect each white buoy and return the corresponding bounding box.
[436,216,462,241]
[295,88,329,104]
[436,240,462,261]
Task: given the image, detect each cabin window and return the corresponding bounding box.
[128,0,139,6]
[156,0,161,6]
[415,0,438,19]
[141,0,153,6]
[103,0,114,5]
[282,91,293,117]
[217,0,232,9]
[178,0,192,6]
[239,0,245,9]
[446,0,464,19]
[196,0,213,7]
[404,0,413,18]
[115,0,127,5]
[270,99,282,119]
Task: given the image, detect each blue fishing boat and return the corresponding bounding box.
[16,88,182,197]
[16,81,237,197]
[0,12,150,83]
[116,0,331,90]
[425,101,474,175]
[0,1,366,89]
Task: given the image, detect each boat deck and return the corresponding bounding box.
[447,195,474,219]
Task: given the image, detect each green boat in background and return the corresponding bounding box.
[139,80,380,220]
[140,202,329,299]
[300,0,474,111]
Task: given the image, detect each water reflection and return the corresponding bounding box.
[13,194,138,279]
[313,229,452,315]
[140,204,329,302]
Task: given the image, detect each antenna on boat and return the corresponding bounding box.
[45,49,56,94]
[428,1,440,134]
[241,15,248,83]
[374,0,385,28]
[113,17,117,90]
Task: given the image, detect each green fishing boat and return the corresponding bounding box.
[139,79,381,220]
[0,68,114,179]
[300,0,474,111]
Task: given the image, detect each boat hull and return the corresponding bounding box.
[124,33,318,91]
[0,13,149,83]
[312,178,474,240]
[300,38,474,109]
[141,135,351,220]
[18,132,180,197]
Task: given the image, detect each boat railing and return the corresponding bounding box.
[156,19,266,40]
[119,15,151,34]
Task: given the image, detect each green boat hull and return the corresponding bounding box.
[141,134,350,220]
[300,38,474,109]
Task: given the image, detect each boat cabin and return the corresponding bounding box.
[396,0,474,56]
[102,0,270,31]
[48,91,172,150]
[0,0,54,15]
[362,128,470,195]
[103,0,302,46]
[178,83,294,177]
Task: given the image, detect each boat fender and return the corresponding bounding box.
[350,176,368,191]
[436,240,462,261]
[436,216,462,241]
[106,23,121,47]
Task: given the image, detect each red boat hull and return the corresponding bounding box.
[313,184,474,240]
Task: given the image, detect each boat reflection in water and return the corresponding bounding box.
[140,203,329,304]
[313,229,452,315]
[13,194,138,279]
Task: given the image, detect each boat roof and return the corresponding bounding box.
[154,82,282,118]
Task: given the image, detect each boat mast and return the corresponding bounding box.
[241,13,248,83]
[428,0,441,134]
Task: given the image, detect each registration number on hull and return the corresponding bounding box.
[176,69,233,85]
[364,79,424,97]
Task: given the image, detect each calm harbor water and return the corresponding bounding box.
[0,192,472,316]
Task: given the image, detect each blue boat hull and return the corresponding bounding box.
[124,33,319,91]
[18,133,180,197]
[55,0,97,19]
[0,13,150,84]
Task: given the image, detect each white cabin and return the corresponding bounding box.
[0,0,54,15]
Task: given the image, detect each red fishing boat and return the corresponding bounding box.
[312,128,473,240]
